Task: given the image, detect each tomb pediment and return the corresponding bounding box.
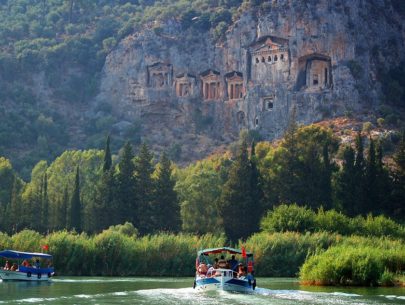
[200,69,221,100]
[147,62,173,88]
[175,73,196,97]
[250,35,289,52]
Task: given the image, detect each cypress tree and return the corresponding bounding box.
[103,135,112,172]
[152,152,180,232]
[69,166,82,232]
[354,132,366,214]
[218,139,261,242]
[57,185,68,230]
[41,172,49,232]
[92,168,116,232]
[391,132,405,218]
[249,141,264,230]
[335,146,357,216]
[374,142,392,214]
[8,177,22,233]
[365,138,378,213]
[116,142,136,225]
[321,143,333,209]
[134,143,155,234]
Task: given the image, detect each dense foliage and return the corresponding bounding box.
[1,125,404,239]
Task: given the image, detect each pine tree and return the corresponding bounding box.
[69,166,82,232]
[218,139,262,242]
[103,135,112,172]
[116,142,136,225]
[134,143,155,234]
[152,152,180,232]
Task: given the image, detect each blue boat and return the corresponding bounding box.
[0,250,54,281]
[193,247,257,292]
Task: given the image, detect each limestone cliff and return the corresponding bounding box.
[95,0,405,160]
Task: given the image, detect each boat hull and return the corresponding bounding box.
[195,276,254,293]
[0,270,52,281]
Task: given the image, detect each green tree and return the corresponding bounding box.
[41,172,49,233]
[8,177,23,234]
[218,139,262,241]
[354,132,366,214]
[391,132,405,218]
[364,139,378,213]
[91,168,116,233]
[69,165,82,232]
[56,185,68,230]
[151,152,180,232]
[335,146,358,216]
[115,142,136,225]
[103,135,112,172]
[175,156,226,234]
[134,143,155,234]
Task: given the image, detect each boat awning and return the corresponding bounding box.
[198,247,253,257]
[0,250,52,259]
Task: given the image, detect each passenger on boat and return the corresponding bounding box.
[206,264,215,277]
[237,263,246,278]
[35,259,40,268]
[3,260,10,270]
[228,255,238,271]
[213,258,219,269]
[10,263,18,271]
[22,259,30,267]
[217,255,228,269]
[197,263,208,276]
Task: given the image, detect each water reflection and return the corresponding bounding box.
[0,277,404,305]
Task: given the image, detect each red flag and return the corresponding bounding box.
[42,244,49,251]
[248,261,254,273]
[241,246,247,258]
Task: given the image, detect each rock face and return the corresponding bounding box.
[95,0,405,160]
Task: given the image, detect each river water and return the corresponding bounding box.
[0,277,404,304]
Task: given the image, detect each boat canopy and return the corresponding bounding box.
[198,247,253,257]
[0,250,52,259]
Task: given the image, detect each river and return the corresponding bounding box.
[0,277,404,304]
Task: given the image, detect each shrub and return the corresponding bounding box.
[260,204,316,233]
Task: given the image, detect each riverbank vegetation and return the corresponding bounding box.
[0,226,404,286]
[0,123,404,285]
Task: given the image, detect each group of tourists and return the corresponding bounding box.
[2,259,41,271]
[197,255,248,278]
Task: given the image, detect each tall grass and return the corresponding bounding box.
[261,204,405,239]
[300,237,405,286]
[0,229,225,276]
[1,227,404,285]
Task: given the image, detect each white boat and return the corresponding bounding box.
[0,250,54,282]
[193,247,256,292]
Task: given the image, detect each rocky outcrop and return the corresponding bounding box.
[95,0,405,160]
